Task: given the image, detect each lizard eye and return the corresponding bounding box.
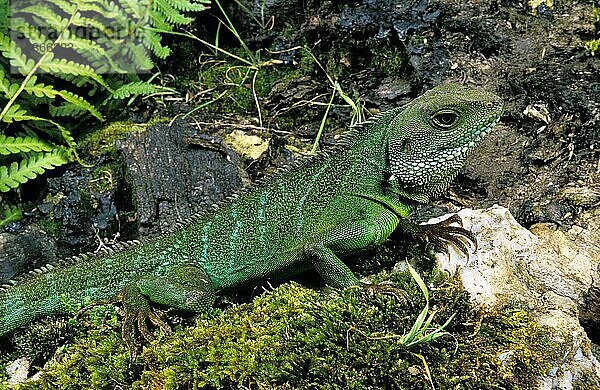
[431,110,460,129]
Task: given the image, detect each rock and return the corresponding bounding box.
[430,205,600,387]
[0,226,57,284]
[6,357,30,386]
[116,120,245,236]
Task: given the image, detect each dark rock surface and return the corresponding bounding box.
[0,227,57,284]
[116,120,245,236]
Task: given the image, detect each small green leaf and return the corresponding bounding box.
[0,135,54,155]
[0,149,72,192]
[0,204,23,228]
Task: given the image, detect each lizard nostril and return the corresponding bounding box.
[485,101,494,108]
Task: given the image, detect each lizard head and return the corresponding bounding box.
[385,83,503,203]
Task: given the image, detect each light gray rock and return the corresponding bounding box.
[429,205,600,389]
[6,357,29,386]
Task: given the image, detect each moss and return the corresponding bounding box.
[8,264,570,389]
[368,38,409,77]
[89,163,122,194]
[36,211,62,238]
[194,56,304,115]
[78,118,166,158]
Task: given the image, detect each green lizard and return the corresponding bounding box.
[0,83,503,355]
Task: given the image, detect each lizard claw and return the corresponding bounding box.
[416,214,476,257]
[118,285,172,359]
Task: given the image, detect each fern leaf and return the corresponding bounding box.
[120,0,150,19]
[0,135,54,155]
[24,121,77,149]
[109,80,175,100]
[166,0,210,12]
[23,77,59,98]
[60,30,109,60]
[0,33,35,75]
[0,103,45,123]
[22,76,101,121]
[0,69,20,99]
[0,205,23,228]
[136,28,171,58]
[152,0,194,26]
[9,17,46,46]
[55,89,104,121]
[49,102,88,118]
[20,4,70,31]
[39,53,111,91]
[47,0,77,16]
[119,41,154,71]
[146,10,171,31]
[0,149,71,192]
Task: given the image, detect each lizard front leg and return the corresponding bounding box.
[305,207,400,289]
[395,214,476,256]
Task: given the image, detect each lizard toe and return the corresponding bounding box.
[417,215,477,256]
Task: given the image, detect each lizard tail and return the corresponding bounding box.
[0,272,78,337]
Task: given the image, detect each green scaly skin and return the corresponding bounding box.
[0,83,503,353]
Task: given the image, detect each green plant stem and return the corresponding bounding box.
[311,88,336,155]
[149,28,255,67]
[213,0,253,60]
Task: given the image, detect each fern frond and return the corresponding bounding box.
[20,4,70,31]
[109,80,176,100]
[120,0,150,19]
[0,33,35,75]
[145,10,171,31]
[47,0,77,16]
[0,69,20,99]
[60,30,110,62]
[49,101,88,118]
[119,41,154,70]
[137,28,171,58]
[39,53,111,91]
[0,149,72,192]
[152,0,194,26]
[8,17,47,46]
[166,0,210,12]
[0,135,54,155]
[23,79,58,99]
[0,103,45,123]
[56,89,104,120]
[24,122,77,149]
[77,0,112,14]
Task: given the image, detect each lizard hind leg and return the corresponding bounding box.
[117,264,216,358]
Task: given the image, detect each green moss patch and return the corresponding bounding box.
[6,267,568,389]
[79,119,166,159]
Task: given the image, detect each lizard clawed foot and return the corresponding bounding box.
[416,214,476,257]
[117,285,172,360]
